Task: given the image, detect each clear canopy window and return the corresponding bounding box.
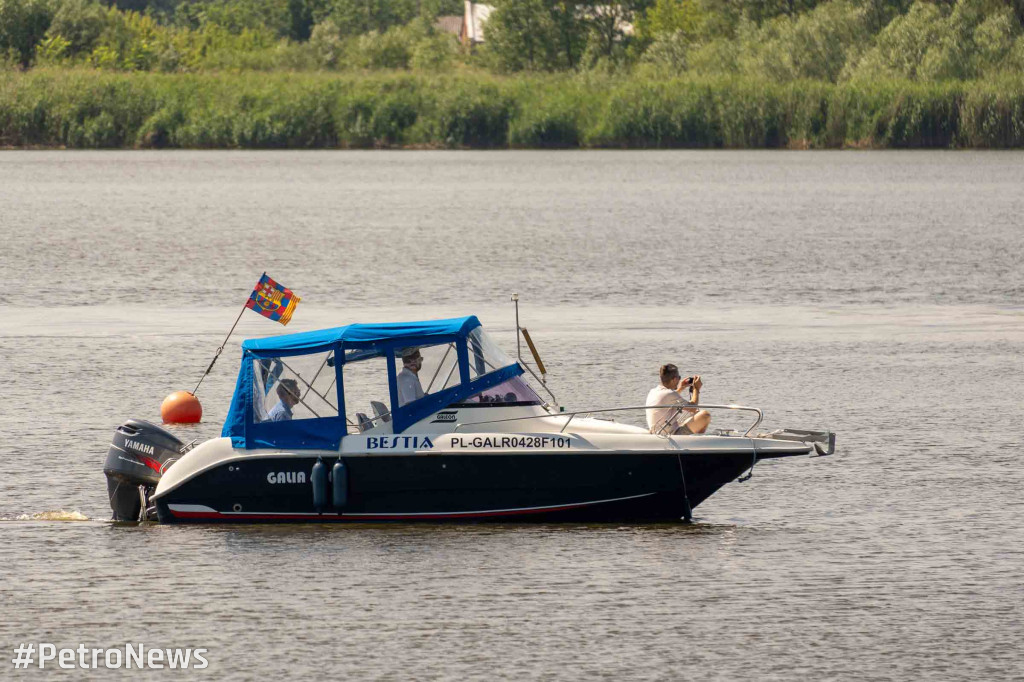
[341,354,391,432]
[252,352,339,423]
[466,327,516,382]
[453,376,542,406]
[394,342,461,407]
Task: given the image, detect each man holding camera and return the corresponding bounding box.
[645,364,711,435]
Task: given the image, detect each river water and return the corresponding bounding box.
[1,151,1022,680]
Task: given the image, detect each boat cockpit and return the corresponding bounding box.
[224,315,564,451]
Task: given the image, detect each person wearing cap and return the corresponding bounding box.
[645,364,710,435]
[268,378,300,422]
[397,348,425,406]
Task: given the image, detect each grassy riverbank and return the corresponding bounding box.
[2,68,1023,148]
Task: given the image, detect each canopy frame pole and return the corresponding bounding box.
[424,343,455,393]
[299,353,332,403]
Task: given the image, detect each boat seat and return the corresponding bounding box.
[370,401,391,423]
[355,413,373,432]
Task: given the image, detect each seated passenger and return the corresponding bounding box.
[645,364,711,435]
[267,379,300,422]
[397,347,425,406]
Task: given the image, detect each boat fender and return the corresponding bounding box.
[311,457,327,512]
[332,458,348,509]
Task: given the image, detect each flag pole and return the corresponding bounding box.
[192,303,248,396]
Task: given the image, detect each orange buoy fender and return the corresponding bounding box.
[161,391,202,424]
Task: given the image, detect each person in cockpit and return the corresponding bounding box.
[397,348,425,406]
[646,364,711,435]
[268,379,300,422]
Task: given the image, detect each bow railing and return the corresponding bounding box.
[452,403,764,437]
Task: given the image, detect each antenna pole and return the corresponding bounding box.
[508,293,558,409]
[511,293,521,361]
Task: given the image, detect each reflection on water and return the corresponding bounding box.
[3,510,91,522]
[1,151,1022,680]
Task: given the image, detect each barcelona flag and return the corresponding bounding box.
[246,273,300,325]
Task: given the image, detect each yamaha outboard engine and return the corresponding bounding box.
[104,420,187,522]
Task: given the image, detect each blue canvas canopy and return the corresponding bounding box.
[222,316,523,450]
[241,317,483,355]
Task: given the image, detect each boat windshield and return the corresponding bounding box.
[466,327,515,381]
[452,375,542,407]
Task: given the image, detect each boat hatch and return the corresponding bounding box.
[221,316,526,449]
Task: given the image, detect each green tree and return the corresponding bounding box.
[106,0,181,15]
[640,28,689,70]
[1005,0,1024,26]
[586,0,651,62]
[849,1,946,79]
[484,0,558,70]
[173,0,291,36]
[309,15,344,65]
[410,30,458,70]
[47,0,108,55]
[418,0,463,20]
[282,0,334,40]
[547,0,587,68]
[848,0,1021,81]
[733,0,826,23]
[974,6,1021,67]
[854,0,912,33]
[486,0,603,70]
[784,0,872,81]
[89,8,162,70]
[0,0,55,67]
[322,0,418,37]
[641,0,703,39]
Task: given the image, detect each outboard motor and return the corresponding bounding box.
[103,419,188,522]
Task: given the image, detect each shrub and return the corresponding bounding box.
[309,17,345,67]
[508,83,584,147]
[428,79,511,147]
[410,32,456,71]
[959,77,1024,147]
[641,29,690,73]
[349,26,415,69]
[591,78,722,147]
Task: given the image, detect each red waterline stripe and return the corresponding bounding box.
[170,500,626,521]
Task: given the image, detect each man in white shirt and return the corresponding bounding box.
[645,363,710,435]
[397,348,426,406]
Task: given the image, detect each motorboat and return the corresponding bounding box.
[104,315,835,524]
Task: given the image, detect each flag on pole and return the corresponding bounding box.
[246,273,301,325]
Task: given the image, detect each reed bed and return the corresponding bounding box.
[2,68,1023,148]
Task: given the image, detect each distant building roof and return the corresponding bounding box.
[434,15,463,36]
